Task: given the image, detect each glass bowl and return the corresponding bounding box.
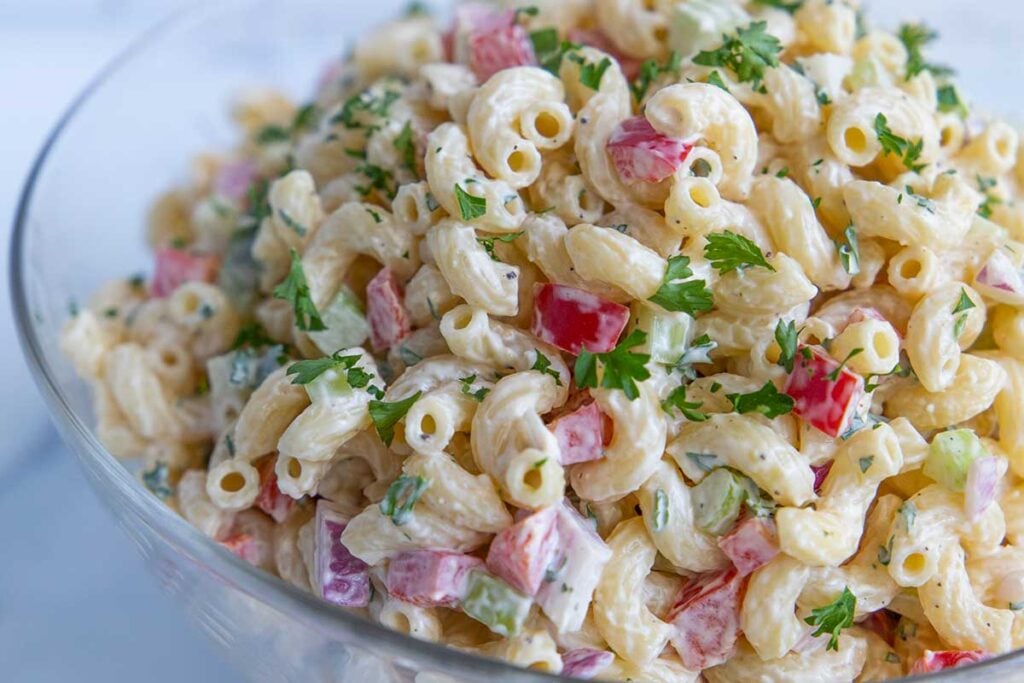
[8,1,1024,681]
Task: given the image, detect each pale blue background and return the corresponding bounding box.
[0,1,1020,681]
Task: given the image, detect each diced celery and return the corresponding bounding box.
[846,56,890,91]
[461,571,532,638]
[634,304,695,366]
[309,286,370,355]
[668,0,749,58]
[924,429,988,492]
[305,367,356,403]
[218,232,261,314]
[692,468,746,536]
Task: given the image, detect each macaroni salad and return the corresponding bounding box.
[61,0,1024,680]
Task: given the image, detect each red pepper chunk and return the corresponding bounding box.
[531,283,630,355]
[486,506,559,596]
[366,268,412,353]
[667,567,745,671]
[151,248,220,298]
[465,9,537,82]
[717,516,779,577]
[549,401,612,465]
[910,650,989,674]
[607,116,693,184]
[254,456,296,524]
[784,345,864,438]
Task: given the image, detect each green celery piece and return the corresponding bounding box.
[461,571,532,638]
[308,286,370,355]
[635,306,695,366]
[923,429,987,492]
[692,468,746,535]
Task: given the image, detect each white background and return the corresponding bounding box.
[0,1,1021,681]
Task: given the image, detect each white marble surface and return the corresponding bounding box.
[1,1,1021,681]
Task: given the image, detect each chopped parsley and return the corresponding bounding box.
[532,35,579,75]
[726,381,794,419]
[936,84,967,118]
[827,348,864,381]
[775,320,799,373]
[662,384,707,422]
[648,255,714,315]
[455,183,487,220]
[897,23,953,80]
[333,88,401,130]
[355,163,397,199]
[752,0,803,14]
[873,113,925,173]
[652,489,670,532]
[232,323,276,350]
[394,121,418,176]
[674,334,718,380]
[277,208,307,236]
[531,350,563,385]
[804,587,856,651]
[835,225,860,275]
[632,51,682,102]
[858,456,875,473]
[878,536,894,566]
[379,475,429,525]
[568,52,613,90]
[142,462,174,500]
[706,70,729,92]
[952,287,976,340]
[898,501,917,532]
[370,391,423,446]
[292,103,319,132]
[273,249,326,332]
[693,22,782,94]
[255,124,290,145]
[575,329,652,401]
[686,451,721,473]
[704,230,775,274]
[459,375,491,402]
[477,231,524,261]
[286,351,375,389]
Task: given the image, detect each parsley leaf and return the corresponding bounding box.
[394,121,417,176]
[858,456,875,473]
[936,84,967,118]
[873,113,926,173]
[531,350,563,385]
[575,330,652,401]
[370,391,423,446]
[232,322,276,350]
[752,0,803,14]
[273,249,326,332]
[455,183,487,221]
[649,255,714,315]
[897,23,953,80]
[333,88,401,130]
[835,225,861,275]
[459,375,491,402]
[355,163,396,199]
[675,334,718,380]
[804,587,856,651]
[693,22,782,93]
[726,381,794,419]
[706,70,729,92]
[827,348,864,381]
[255,125,290,145]
[704,231,775,274]
[533,36,579,75]
[953,288,977,315]
[477,231,524,261]
[379,475,428,525]
[775,320,798,373]
[568,52,612,90]
[662,384,707,421]
[632,51,682,102]
[287,351,374,388]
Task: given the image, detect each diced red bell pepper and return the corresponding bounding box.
[717,516,779,577]
[567,28,643,80]
[315,501,371,608]
[486,506,559,596]
[561,648,615,680]
[255,456,296,523]
[531,283,630,355]
[667,567,744,671]
[607,116,693,184]
[463,8,537,82]
[151,247,220,298]
[784,345,864,438]
[214,159,258,203]
[386,550,484,608]
[811,461,833,494]
[366,268,412,353]
[549,401,612,465]
[910,650,989,674]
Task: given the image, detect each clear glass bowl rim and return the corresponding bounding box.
[6,3,1020,681]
